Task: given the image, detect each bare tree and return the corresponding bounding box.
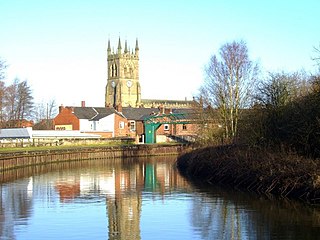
[34,102,46,123]
[4,78,34,127]
[47,98,57,120]
[0,60,36,128]
[5,79,18,126]
[200,40,259,142]
[0,58,7,127]
[256,71,310,108]
[0,58,7,81]
[33,98,57,129]
[0,81,5,127]
[16,80,34,123]
[312,44,320,70]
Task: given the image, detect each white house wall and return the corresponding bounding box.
[95,114,115,135]
[79,119,92,131]
[79,114,115,136]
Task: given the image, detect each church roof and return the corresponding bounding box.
[141,99,193,104]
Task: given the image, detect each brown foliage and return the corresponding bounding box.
[177,145,320,204]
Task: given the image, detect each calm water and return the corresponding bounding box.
[0,156,320,240]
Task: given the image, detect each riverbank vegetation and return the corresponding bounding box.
[177,41,320,203]
[177,145,320,203]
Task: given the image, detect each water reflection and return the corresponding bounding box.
[0,156,320,240]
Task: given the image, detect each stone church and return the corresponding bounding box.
[105,38,193,109]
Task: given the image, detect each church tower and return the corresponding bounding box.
[105,38,141,108]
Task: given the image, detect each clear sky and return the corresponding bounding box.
[1,0,319,107]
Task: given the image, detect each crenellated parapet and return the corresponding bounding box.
[107,37,139,59]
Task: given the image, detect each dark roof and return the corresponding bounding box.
[69,106,196,121]
[171,108,196,119]
[122,107,159,120]
[90,107,118,121]
[72,107,117,120]
[73,107,98,119]
[171,108,195,114]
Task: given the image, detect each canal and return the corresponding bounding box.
[0,155,320,240]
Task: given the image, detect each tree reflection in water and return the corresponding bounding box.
[0,156,320,240]
[189,182,320,240]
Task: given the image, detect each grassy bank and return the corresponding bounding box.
[0,141,182,155]
[176,145,320,204]
[0,142,127,154]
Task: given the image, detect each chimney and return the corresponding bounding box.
[158,104,164,114]
[81,101,85,107]
[165,108,172,114]
[59,104,64,113]
[116,104,122,113]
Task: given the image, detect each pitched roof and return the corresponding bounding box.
[67,106,196,121]
[0,128,32,138]
[73,107,98,119]
[90,107,118,121]
[122,107,159,120]
[172,108,195,114]
[141,99,194,105]
[72,107,119,120]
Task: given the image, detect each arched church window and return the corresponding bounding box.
[110,66,113,78]
[124,66,128,78]
[114,64,118,77]
[129,68,133,78]
[111,64,115,77]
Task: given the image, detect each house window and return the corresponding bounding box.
[129,121,136,131]
[119,121,125,129]
[164,124,170,131]
[182,124,187,130]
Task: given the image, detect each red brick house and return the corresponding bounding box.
[121,107,160,141]
[121,107,198,143]
[53,106,129,138]
[53,105,198,142]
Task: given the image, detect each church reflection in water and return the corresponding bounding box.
[105,157,189,239]
[2,155,318,239]
[0,156,190,240]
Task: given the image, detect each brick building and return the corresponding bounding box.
[53,105,127,138]
[54,38,199,143]
[54,104,198,142]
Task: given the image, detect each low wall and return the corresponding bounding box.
[0,137,135,148]
[0,144,191,171]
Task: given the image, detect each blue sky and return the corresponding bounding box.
[1,0,319,107]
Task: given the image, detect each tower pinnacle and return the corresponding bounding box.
[117,37,122,54]
[135,38,139,56]
[107,39,111,55]
[124,40,128,53]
